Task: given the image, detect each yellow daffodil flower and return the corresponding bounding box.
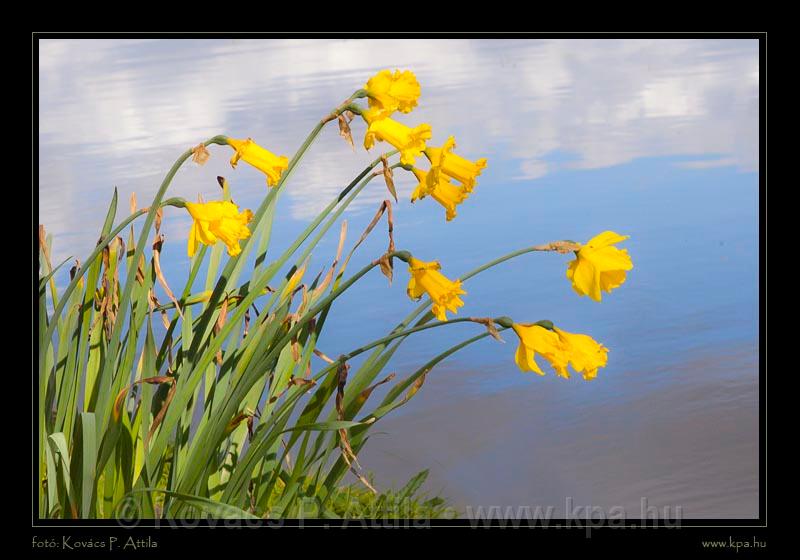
[512,323,608,380]
[553,327,608,380]
[411,167,469,222]
[566,231,633,302]
[227,137,289,187]
[364,69,421,118]
[406,257,466,321]
[511,323,569,376]
[363,110,432,166]
[185,200,254,258]
[424,136,487,192]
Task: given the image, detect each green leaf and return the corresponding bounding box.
[123,489,260,519]
[281,420,366,434]
[398,469,429,502]
[77,413,97,517]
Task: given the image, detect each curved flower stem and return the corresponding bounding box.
[373,242,575,349]
[308,318,510,385]
[186,92,371,363]
[147,98,380,484]
[341,317,502,363]
[257,89,367,218]
[93,138,228,433]
[154,149,400,371]
[459,241,578,283]
[330,241,578,413]
[254,150,400,317]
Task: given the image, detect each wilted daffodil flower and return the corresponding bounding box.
[424,136,487,192]
[363,109,432,166]
[406,257,466,321]
[364,69,421,118]
[511,323,608,380]
[185,200,254,257]
[411,167,469,222]
[227,137,289,187]
[566,231,633,302]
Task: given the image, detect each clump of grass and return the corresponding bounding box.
[324,470,455,519]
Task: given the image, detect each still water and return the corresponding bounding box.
[38,38,759,518]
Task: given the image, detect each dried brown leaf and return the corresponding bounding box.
[338,114,355,151]
[313,348,335,364]
[335,361,349,421]
[214,297,229,365]
[351,468,377,495]
[288,377,316,388]
[146,381,176,447]
[378,253,393,285]
[381,155,397,202]
[152,234,183,320]
[225,411,252,435]
[243,308,251,338]
[404,371,428,404]
[155,207,164,235]
[191,143,211,165]
[135,254,146,286]
[290,336,301,363]
[69,259,80,281]
[355,372,396,407]
[470,317,505,343]
[113,375,174,424]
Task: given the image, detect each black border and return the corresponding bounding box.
[32,31,767,550]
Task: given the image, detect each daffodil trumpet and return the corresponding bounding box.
[411,167,470,221]
[227,137,289,187]
[363,69,422,119]
[510,321,608,380]
[406,256,466,321]
[566,231,633,301]
[185,200,255,257]
[362,110,432,166]
[424,136,487,192]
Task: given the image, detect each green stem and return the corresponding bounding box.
[399,243,567,331]
[94,138,228,431]
[184,92,367,367]
[342,317,498,363]
[308,318,506,384]
[256,150,399,318]
[38,196,189,385]
[150,97,372,488]
[459,244,562,283]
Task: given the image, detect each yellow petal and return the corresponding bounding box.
[585,231,630,249]
[364,69,421,116]
[406,257,465,320]
[226,137,288,187]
